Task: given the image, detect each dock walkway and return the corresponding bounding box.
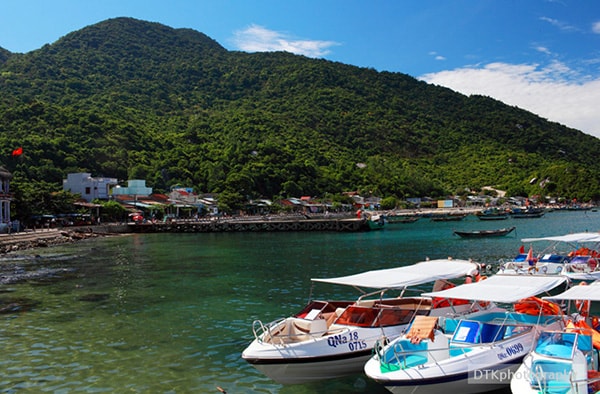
[128,217,368,233]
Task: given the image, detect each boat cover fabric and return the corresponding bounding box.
[522,232,600,243]
[422,274,568,303]
[311,259,478,289]
[544,281,600,301]
[564,272,600,281]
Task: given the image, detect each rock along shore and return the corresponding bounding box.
[0,225,129,254]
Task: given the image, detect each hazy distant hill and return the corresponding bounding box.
[1,17,598,207]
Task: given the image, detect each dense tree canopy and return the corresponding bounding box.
[1,17,599,220]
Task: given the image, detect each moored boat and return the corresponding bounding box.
[385,215,420,224]
[431,213,466,222]
[454,226,516,238]
[499,232,600,279]
[511,281,600,393]
[511,208,545,219]
[477,208,510,221]
[364,274,568,393]
[241,258,487,384]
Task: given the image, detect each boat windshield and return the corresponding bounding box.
[451,319,532,344]
[534,332,581,359]
[335,305,428,328]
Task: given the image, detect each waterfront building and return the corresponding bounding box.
[63,172,118,202]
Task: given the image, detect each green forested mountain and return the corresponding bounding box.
[1,17,599,216]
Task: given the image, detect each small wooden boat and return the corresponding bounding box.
[477,213,509,220]
[453,226,516,238]
[511,208,545,218]
[477,208,509,220]
[385,215,420,224]
[431,213,466,222]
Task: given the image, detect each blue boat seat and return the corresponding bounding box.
[380,340,428,372]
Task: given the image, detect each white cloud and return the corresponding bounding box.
[232,24,339,58]
[593,21,600,34]
[419,62,600,138]
[535,46,552,55]
[539,16,578,32]
[429,51,446,61]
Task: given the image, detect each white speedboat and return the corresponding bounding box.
[364,274,568,394]
[242,258,487,384]
[499,232,600,279]
[511,281,600,393]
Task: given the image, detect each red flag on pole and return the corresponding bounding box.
[11,147,23,156]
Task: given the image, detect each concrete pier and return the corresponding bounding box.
[127,217,369,233]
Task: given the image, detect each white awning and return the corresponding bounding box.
[565,272,600,281]
[544,281,600,301]
[521,232,600,243]
[422,274,568,303]
[311,259,478,290]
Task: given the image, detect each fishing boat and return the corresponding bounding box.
[241,259,488,384]
[364,274,568,394]
[477,208,510,221]
[511,281,600,393]
[453,226,516,238]
[367,214,386,230]
[385,215,420,224]
[431,213,466,222]
[510,208,545,219]
[498,232,600,279]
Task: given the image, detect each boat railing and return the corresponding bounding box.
[527,359,600,392]
[375,336,478,370]
[252,318,287,343]
[376,321,544,370]
[252,317,342,344]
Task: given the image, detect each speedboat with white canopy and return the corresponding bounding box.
[364,274,568,394]
[511,281,600,393]
[499,231,600,279]
[241,258,488,384]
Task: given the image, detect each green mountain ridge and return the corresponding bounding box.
[0,17,598,216]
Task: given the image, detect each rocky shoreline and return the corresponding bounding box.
[0,228,119,254]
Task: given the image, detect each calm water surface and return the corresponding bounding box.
[0,210,598,393]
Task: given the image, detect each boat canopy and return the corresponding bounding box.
[311,259,478,290]
[422,274,568,303]
[521,232,600,243]
[544,281,600,301]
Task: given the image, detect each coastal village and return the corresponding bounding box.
[0,167,593,237]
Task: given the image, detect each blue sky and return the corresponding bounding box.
[2,1,600,138]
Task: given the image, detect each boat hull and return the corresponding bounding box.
[364,314,563,394]
[245,349,372,384]
[242,323,404,384]
[242,302,483,384]
[378,361,522,394]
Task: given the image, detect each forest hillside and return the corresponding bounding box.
[1,17,598,216]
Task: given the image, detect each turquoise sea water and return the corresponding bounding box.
[0,210,598,393]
